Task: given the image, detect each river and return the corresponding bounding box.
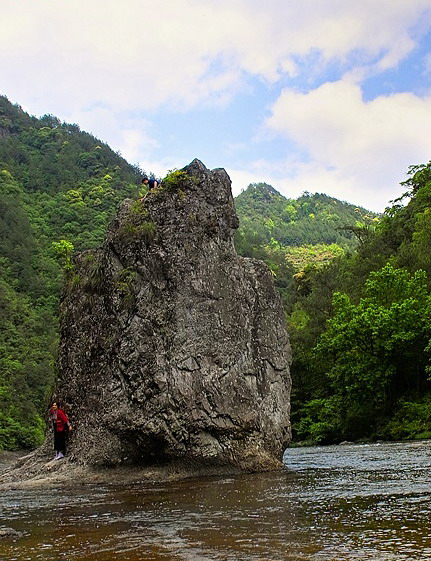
[1,440,431,560]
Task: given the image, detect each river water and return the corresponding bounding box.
[1,440,431,560]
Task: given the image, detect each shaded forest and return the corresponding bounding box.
[1,94,430,449]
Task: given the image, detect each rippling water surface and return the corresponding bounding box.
[1,440,431,560]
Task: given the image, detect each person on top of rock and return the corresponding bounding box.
[141,175,159,190]
[49,401,72,460]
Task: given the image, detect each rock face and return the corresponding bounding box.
[56,159,291,471]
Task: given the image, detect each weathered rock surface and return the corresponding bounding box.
[54,159,291,472]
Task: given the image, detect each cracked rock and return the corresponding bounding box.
[54,159,291,472]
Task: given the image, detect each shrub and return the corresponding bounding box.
[383,397,431,440]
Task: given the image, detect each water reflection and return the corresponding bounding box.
[1,441,431,560]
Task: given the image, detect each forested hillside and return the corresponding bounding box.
[289,163,431,444]
[1,94,430,450]
[234,182,378,315]
[232,168,431,445]
[0,96,142,449]
[235,182,376,251]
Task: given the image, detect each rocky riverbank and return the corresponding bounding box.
[0,448,278,490]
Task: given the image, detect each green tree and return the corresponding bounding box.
[52,240,74,271]
[306,264,431,441]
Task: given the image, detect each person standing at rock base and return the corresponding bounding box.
[49,401,71,460]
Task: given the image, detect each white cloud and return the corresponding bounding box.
[120,129,159,166]
[265,80,431,210]
[1,0,430,117]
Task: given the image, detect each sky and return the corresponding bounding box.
[1,0,431,212]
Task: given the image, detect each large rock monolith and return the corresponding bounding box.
[56,159,291,472]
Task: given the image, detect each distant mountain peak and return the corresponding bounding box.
[241,182,284,201]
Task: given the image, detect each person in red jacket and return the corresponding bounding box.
[49,401,72,460]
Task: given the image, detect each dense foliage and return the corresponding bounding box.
[235,182,377,252]
[290,163,431,443]
[0,96,142,449]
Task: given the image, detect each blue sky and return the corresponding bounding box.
[1,0,431,212]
